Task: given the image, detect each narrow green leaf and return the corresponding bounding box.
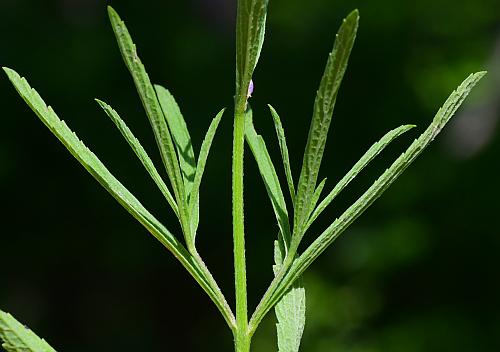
[0,310,56,352]
[107,7,191,241]
[96,99,179,217]
[189,108,225,237]
[294,10,359,241]
[245,108,291,246]
[155,85,196,195]
[3,67,235,330]
[273,241,306,352]
[269,105,295,204]
[236,0,270,105]
[309,178,327,218]
[255,72,486,323]
[155,85,199,239]
[305,124,415,230]
[3,66,188,288]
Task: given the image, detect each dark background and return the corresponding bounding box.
[1,0,499,351]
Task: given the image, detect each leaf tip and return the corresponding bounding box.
[154,84,169,96]
[268,104,280,122]
[347,9,360,24]
[2,66,17,79]
[107,5,117,17]
[389,124,416,139]
[475,71,487,80]
[107,5,122,25]
[94,98,107,108]
[466,71,487,87]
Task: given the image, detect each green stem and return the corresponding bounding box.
[233,105,249,350]
[234,328,251,352]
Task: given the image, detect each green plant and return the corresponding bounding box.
[1,1,485,351]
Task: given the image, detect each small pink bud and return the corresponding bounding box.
[247,79,254,99]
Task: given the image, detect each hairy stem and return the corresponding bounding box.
[233,105,249,350]
[234,329,251,352]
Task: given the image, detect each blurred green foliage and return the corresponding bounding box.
[0,0,498,351]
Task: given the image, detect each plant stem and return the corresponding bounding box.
[234,328,251,352]
[233,104,249,351]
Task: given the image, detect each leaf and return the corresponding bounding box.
[309,178,327,218]
[305,124,415,230]
[273,241,306,352]
[269,105,295,204]
[3,66,187,284]
[155,85,196,195]
[95,99,179,217]
[0,310,56,352]
[256,72,486,322]
[236,0,270,105]
[107,7,191,240]
[188,108,225,237]
[2,67,235,330]
[245,107,292,246]
[293,10,359,242]
[155,85,200,238]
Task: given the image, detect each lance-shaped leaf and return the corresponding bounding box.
[189,108,225,237]
[0,310,56,352]
[236,0,269,104]
[293,10,359,241]
[250,71,486,330]
[96,99,179,217]
[273,241,306,352]
[2,67,235,330]
[107,7,191,240]
[155,85,196,194]
[245,108,291,246]
[305,124,415,230]
[155,85,199,237]
[269,105,296,203]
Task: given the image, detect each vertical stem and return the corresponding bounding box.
[233,105,249,351]
[234,329,251,352]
